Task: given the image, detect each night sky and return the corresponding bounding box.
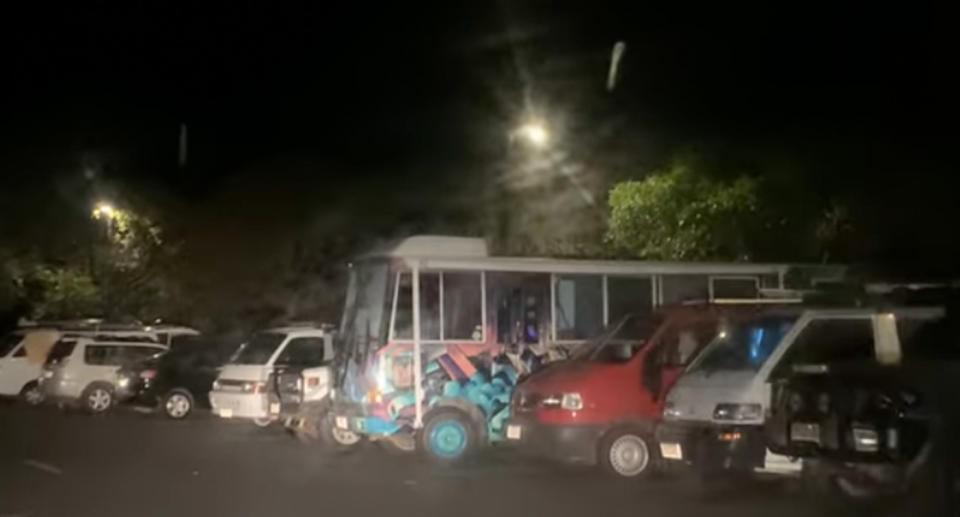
[2,2,957,274]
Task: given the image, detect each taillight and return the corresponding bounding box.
[305,377,320,388]
[140,369,157,380]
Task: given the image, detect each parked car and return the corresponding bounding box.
[1,326,168,405]
[765,312,960,502]
[117,337,229,419]
[209,326,334,427]
[657,306,944,481]
[38,338,167,413]
[504,303,778,478]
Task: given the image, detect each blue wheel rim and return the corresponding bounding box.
[429,420,467,458]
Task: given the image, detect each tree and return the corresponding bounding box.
[606,161,759,260]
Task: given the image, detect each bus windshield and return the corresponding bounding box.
[688,315,797,374]
[339,260,389,361]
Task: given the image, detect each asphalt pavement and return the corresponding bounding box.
[0,402,904,517]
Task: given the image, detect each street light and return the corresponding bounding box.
[92,202,114,220]
[513,121,550,149]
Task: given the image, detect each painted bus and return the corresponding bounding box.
[320,235,843,462]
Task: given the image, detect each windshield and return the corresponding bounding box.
[573,313,664,363]
[688,315,797,374]
[339,261,389,361]
[231,332,286,365]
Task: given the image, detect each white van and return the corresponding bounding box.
[39,338,167,412]
[656,306,943,476]
[209,326,334,427]
[0,327,167,405]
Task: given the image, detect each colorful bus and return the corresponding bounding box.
[322,235,842,462]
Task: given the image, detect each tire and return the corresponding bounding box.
[81,383,115,414]
[20,381,45,406]
[598,427,656,479]
[162,390,194,419]
[252,416,276,427]
[318,413,364,453]
[419,408,477,464]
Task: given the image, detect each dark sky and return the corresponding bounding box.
[2,2,957,269]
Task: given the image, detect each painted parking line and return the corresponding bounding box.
[22,459,62,475]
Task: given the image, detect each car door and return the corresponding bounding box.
[273,337,328,404]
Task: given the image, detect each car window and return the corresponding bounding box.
[780,318,875,368]
[84,345,121,365]
[0,333,23,357]
[275,337,326,367]
[123,346,165,363]
[45,340,77,365]
[658,320,718,367]
[233,332,285,364]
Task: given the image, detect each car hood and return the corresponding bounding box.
[520,359,615,394]
[217,364,271,382]
[665,370,761,422]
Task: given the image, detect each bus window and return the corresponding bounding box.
[443,272,482,340]
[661,275,709,304]
[607,276,653,323]
[555,275,603,340]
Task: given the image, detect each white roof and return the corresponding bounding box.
[364,235,488,259]
[410,256,790,275]
[262,326,330,336]
[71,338,167,348]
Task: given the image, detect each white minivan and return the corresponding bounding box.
[209,326,334,427]
[656,306,943,476]
[39,338,167,412]
[0,327,167,405]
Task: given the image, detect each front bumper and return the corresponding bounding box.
[502,414,603,465]
[656,420,766,473]
[208,391,277,420]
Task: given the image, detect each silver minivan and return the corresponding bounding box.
[39,338,167,413]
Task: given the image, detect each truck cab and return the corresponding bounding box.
[657,307,943,478]
[209,326,334,426]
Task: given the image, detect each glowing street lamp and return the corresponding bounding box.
[513,121,550,149]
[92,202,115,220]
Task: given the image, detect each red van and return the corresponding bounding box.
[503,304,733,478]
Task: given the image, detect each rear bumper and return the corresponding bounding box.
[502,414,603,465]
[656,420,767,473]
[208,391,275,420]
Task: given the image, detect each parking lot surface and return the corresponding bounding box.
[0,403,908,517]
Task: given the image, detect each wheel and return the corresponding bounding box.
[20,381,45,406]
[163,390,194,419]
[252,416,276,427]
[318,414,363,453]
[599,428,655,478]
[419,408,477,464]
[81,384,115,414]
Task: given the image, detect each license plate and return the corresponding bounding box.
[269,402,280,415]
[219,408,234,418]
[660,442,683,460]
[335,416,348,429]
[791,422,820,444]
[506,424,522,440]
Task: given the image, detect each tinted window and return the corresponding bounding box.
[607,277,653,324]
[712,277,758,299]
[233,332,286,364]
[45,340,77,365]
[555,275,603,340]
[0,333,23,357]
[782,318,874,366]
[84,345,121,365]
[275,337,326,366]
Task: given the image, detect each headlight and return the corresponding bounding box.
[242,381,267,394]
[540,392,583,411]
[713,403,763,422]
[663,401,682,420]
[118,377,130,388]
[212,380,221,391]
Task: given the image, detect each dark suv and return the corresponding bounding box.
[118,337,229,419]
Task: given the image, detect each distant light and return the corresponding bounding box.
[92,202,115,219]
[516,122,549,148]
